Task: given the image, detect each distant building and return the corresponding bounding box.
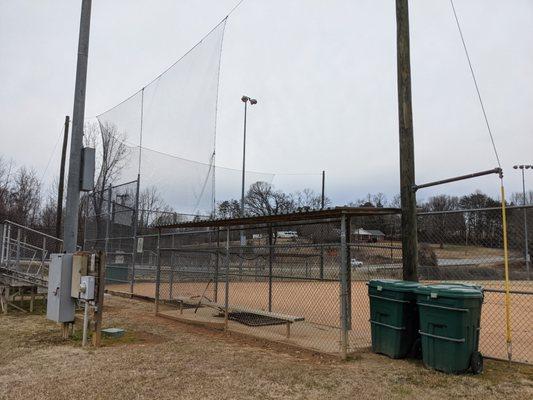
[353,228,385,242]
[276,231,298,239]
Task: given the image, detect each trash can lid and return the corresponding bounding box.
[415,283,483,299]
[368,279,423,292]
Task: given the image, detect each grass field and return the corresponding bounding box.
[1,295,532,400]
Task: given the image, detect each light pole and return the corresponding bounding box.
[513,164,532,280]
[240,95,257,221]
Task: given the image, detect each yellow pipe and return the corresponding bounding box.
[500,181,512,363]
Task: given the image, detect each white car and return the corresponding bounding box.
[351,259,363,268]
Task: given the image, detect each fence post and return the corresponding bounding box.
[16,228,21,267]
[1,224,6,264]
[339,213,351,360]
[224,227,230,330]
[104,185,112,256]
[42,237,46,267]
[6,225,11,266]
[155,228,161,315]
[130,177,141,294]
[268,224,273,312]
[169,233,174,300]
[214,227,220,303]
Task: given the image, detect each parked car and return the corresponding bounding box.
[351,258,363,268]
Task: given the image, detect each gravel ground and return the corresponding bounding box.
[0,295,532,400]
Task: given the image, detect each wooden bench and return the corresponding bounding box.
[172,296,304,338]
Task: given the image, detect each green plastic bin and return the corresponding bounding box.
[368,279,422,359]
[415,283,484,374]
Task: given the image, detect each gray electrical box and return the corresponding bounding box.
[80,147,95,192]
[46,253,75,323]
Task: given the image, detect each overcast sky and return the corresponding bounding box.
[1,0,532,207]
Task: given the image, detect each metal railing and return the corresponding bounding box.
[0,220,65,287]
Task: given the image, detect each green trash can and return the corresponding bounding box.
[415,283,484,374]
[368,279,422,359]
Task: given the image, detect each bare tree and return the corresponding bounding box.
[84,121,130,237]
[245,181,294,216]
[216,199,240,219]
[0,157,14,220]
[292,188,330,210]
[10,166,42,225]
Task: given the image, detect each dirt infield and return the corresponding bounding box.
[108,280,532,363]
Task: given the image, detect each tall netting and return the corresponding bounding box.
[96,20,227,215]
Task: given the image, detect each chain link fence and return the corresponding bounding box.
[97,202,531,363]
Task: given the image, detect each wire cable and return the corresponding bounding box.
[40,124,65,184]
[450,0,501,168]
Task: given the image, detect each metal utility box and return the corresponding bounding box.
[71,253,89,298]
[80,147,95,191]
[47,254,75,323]
[80,276,95,300]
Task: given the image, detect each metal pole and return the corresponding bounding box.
[268,224,273,312]
[1,224,6,264]
[321,170,325,209]
[396,0,418,281]
[240,101,248,220]
[224,227,230,330]
[169,233,175,300]
[56,116,70,243]
[82,300,89,347]
[155,229,161,315]
[6,225,11,266]
[339,214,350,360]
[104,186,112,255]
[63,0,92,253]
[214,227,220,302]
[16,228,21,267]
[521,169,530,280]
[130,176,141,294]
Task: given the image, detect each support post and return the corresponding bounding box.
[339,214,351,360]
[520,169,530,280]
[214,227,220,302]
[169,233,175,300]
[155,229,161,315]
[130,176,141,294]
[92,251,106,347]
[268,224,273,312]
[104,185,112,255]
[396,0,418,281]
[55,115,70,244]
[321,170,325,209]
[1,223,6,264]
[6,225,11,266]
[63,0,92,253]
[16,228,21,267]
[224,227,230,330]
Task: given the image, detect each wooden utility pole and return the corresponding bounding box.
[55,115,70,244]
[396,0,418,281]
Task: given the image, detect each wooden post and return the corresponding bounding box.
[396,0,418,281]
[92,251,106,347]
[339,214,351,360]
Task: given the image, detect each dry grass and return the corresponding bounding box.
[0,295,532,400]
